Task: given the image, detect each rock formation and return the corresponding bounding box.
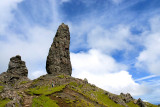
[0,55,30,106]
[46,23,72,76]
[120,93,134,103]
[0,55,28,84]
[135,98,146,107]
[7,55,28,77]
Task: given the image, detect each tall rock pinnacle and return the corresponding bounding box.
[46,23,72,75]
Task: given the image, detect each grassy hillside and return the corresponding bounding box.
[0,74,158,107]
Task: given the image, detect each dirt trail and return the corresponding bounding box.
[18,82,33,107]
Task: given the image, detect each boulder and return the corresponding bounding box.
[46,23,72,75]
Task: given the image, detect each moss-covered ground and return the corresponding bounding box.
[20,81,28,85]
[0,99,11,107]
[26,84,66,95]
[32,95,59,107]
[1,74,157,107]
[68,81,124,107]
[0,86,4,92]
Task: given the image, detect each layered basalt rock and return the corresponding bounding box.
[46,23,72,76]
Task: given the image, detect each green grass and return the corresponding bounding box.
[69,82,83,89]
[20,81,28,85]
[31,79,40,85]
[145,102,158,107]
[91,89,124,107]
[68,82,123,107]
[0,99,11,107]
[57,74,65,78]
[32,95,59,107]
[127,101,139,107]
[0,86,4,92]
[76,99,95,107]
[27,84,66,95]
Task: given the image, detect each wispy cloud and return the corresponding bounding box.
[135,75,157,81]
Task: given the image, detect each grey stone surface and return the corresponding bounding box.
[135,98,146,107]
[108,93,128,107]
[120,93,134,103]
[46,23,72,75]
[0,55,29,85]
[7,55,28,77]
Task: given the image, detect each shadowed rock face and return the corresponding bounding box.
[46,23,72,75]
[7,55,28,77]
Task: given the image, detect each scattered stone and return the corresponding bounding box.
[120,93,134,103]
[46,23,72,76]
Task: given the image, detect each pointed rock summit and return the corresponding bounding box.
[46,23,72,75]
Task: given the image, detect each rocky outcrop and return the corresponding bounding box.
[0,55,30,106]
[46,23,72,76]
[135,98,146,107]
[7,55,28,77]
[120,93,134,103]
[106,92,128,107]
[0,55,29,84]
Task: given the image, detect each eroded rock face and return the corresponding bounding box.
[0,55,28,85]
[46,23,72,75]
[120,93,134,103]
[107,93,127,107]
[135,98,146,107]
[7,55,28,77]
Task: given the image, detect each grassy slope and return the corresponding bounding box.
[0,74,158,107]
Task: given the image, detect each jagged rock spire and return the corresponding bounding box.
[7,55,28,77]
[46,23,72,75]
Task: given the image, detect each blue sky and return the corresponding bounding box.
[0,0,160,104]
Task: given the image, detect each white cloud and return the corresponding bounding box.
[30,70,46,79]
[87,25,132,53]
[71,49,147,96]
[136,16,160,75]
[0,0,61,79]
[0,26,54,77]
[71,49,127,74]
[0,0,23,35]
